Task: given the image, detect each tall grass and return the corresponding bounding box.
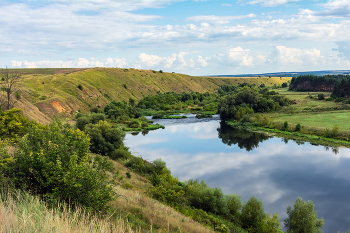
[0,191,137,233]
[112,186,213,233]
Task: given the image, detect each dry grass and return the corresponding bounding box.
[0,192,137,233]
[112,186,213,233]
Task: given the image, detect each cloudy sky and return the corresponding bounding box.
[1,0,350,75]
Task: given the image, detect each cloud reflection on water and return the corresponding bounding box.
[125,119,350,232]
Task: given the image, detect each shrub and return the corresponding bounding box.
[122,83,127,89]
[12,121,115,212]
[141,122,149,128]
[317,94,325,100]
[0,108,29,139]
[325,97,334,101]
[77,84,83,90]
[126,171,132,178]
[159,70,163,73]
[128,120,140,128]
[335,98,343,102]
[109,148,132,160]
[84,121,125,158]
[282,82,288,88]
[284,197,324,233]
[284,121,288,130]
[295,123,301,131]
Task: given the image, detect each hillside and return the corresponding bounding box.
[13,68,291,123]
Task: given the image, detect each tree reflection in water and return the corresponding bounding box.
[217,122,271,151]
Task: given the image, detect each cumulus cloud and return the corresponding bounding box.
[134,52,211,70]
[240,0,300,7]
[186,14,256,24]
[215,47,256,67]
[270,46,322,65]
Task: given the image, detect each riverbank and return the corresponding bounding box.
[225,120,350,149]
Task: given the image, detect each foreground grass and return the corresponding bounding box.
[0,192,136,233]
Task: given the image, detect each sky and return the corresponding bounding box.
[1,0,350,75]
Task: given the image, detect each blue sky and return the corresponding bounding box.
[1,0,350,75]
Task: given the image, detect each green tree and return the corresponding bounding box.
[284,197,324,233]
[241,196,266,232]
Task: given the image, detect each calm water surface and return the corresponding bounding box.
[125,115,350,232]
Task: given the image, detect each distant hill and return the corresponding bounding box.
[212,70,350,77]
[5,67,291,123]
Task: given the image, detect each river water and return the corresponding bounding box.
[125,115,350,232]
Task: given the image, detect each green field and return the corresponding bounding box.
[265,88,350,134]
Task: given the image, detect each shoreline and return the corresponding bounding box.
[225,120,350,149]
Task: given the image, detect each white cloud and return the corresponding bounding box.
[222,4,232,6]
[186,14,256,24]
[241,0,300,7]
[270,46,323,65]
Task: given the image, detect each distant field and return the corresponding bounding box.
[267,88,350,131]
[207,76,291,87]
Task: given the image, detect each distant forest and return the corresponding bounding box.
[289,74,350,98]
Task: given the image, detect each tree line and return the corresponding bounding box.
[289,74,350,98]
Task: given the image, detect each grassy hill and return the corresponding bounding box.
[13,68,291,123]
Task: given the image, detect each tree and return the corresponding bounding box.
[241,196,266,232]
[284,197,324,233]
[0,68,22,110]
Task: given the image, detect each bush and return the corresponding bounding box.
[11,121,115,212]
[284,121,288,130]
[141,122,149,128]
[317,94,324,100]
[77,84,83,90]
[325,97,334,101]
[282,82,288,88]
[84,121,125,158]
[122,83,127,89]
[295,123,301,131]
[128,120,140,128]
[0,108,29,139]
[335,98,343,102]
[284,197,324,233]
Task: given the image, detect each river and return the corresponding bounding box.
[125,114,350,232]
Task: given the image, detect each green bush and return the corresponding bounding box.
[284,197,324,233]
[77,84,83,90]
[84,121,125,158]
[0,108,29,139]
[185,179,228,216]
[11,121,115,212]
[284,121,288,130]
[317,94,324,100]
[128,120,140,128]
[335,98,343,102]
[295,123,301,131]
[325,97,334,101]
